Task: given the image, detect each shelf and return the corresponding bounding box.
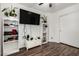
[4,26,18,28]
[4,17,19,22]
[4,19,18,22]
[4,35,18,36]
[42,20,48,44]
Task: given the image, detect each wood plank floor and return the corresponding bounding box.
[9,42,79,56]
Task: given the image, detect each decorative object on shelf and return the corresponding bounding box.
[4,31,12,35]
[12,29,17,35]
[27,35,30,41]
[4,23,9,26]
[30,37,33,40]
[23,36,27,39]
[2,5,18,17]
[37,37,40,39]
[41,15,47,23]
[45,25,48,28]
[27,35,29,38]
[23,35,30,41]
[44,21,47,23]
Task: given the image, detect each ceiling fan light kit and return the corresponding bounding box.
[38,3,55,8]
[49,3,52,7]
[39,3,43,5]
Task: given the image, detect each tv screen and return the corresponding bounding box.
[20,9,40,25]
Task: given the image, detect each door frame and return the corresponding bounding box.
[0,4,3,56]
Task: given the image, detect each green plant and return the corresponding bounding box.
[41,15,47,23]
[2,6,17,17]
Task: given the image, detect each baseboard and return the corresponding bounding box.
[4,49,19,56]
[48,40,60,43]
[60,42,79,49]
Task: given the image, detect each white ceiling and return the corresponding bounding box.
[21,3,76,13]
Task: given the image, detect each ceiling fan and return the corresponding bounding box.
[38,3,53,8]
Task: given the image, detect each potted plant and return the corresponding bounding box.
[2,5,17,17]
[41,15,47,23]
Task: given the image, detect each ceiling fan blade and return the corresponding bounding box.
[39,3,43,5]
[49,3,52,7]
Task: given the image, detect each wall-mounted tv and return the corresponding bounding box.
[20,9,40,25]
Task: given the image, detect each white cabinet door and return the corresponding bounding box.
[60,11,79,48]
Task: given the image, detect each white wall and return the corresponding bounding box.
[47,4,79,44]
[1,3,44,48]
[47,13,59,43]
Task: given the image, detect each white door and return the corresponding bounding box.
[60,11,79,48]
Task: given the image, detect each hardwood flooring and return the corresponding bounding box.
[9,42,79,56]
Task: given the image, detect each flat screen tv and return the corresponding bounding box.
[20,9,40,25]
